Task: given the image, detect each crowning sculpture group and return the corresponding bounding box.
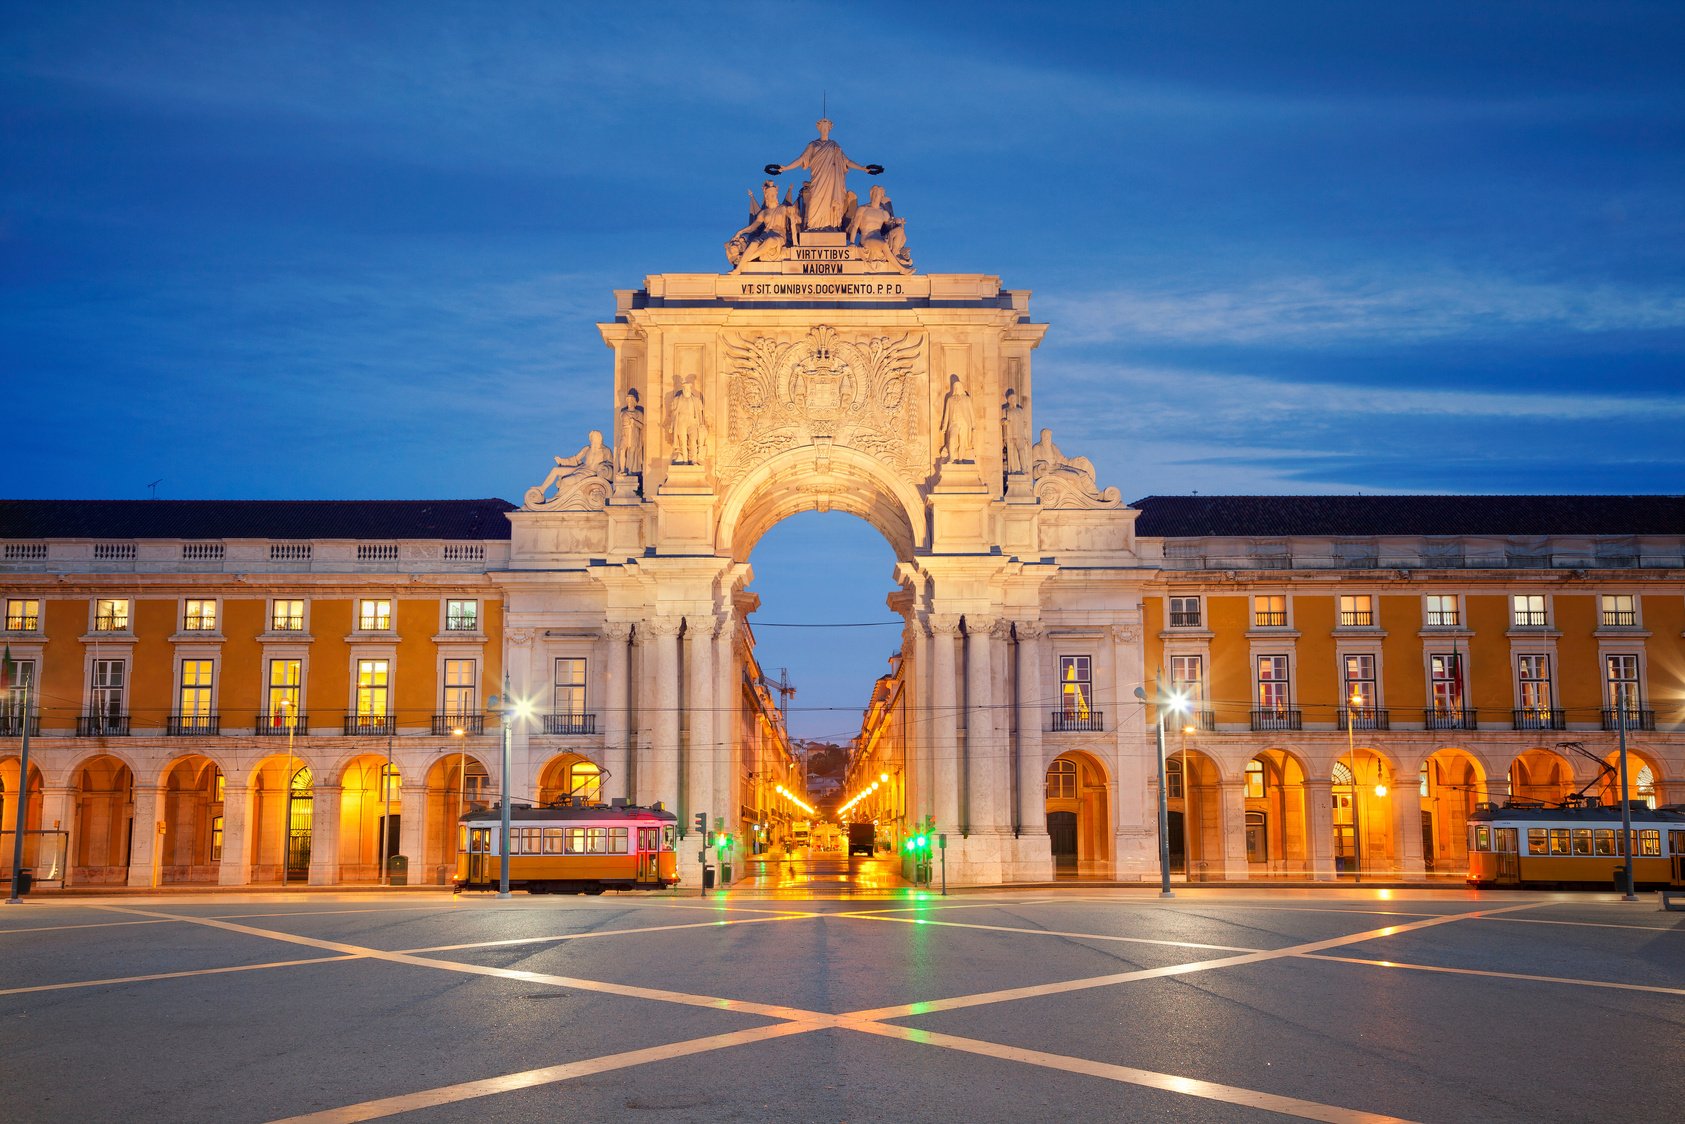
[522,118,1118,512]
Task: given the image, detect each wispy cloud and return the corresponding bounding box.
[1040,271,1685,346]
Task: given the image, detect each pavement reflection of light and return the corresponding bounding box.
[727,852,910,899]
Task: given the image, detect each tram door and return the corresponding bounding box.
[637,827,660,884]
[466,827,493,884]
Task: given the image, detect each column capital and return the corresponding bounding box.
[989,618,1013,642]
[1015,620,1047,641]
[603,621,634,642]
[929,613,962,637]
[1111,624,1140,644]
[642,616,683,639]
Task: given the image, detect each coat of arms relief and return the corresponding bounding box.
[718,325,924,487]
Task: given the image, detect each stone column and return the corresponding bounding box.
[929,615,961,833]
[308,784,342,885]
[713,618,738,833]
[683,618,716,833]
[1395,782,1426,877]
[1218,780,1251,881]
[964,620,999,834]
[904,619,932,823]
[125,786,164,888]
[602,623,633,803]
[1306,778,1336,880]
[217,783,252,886]
[644,617,683,808]
[1015,623,1048,837]
[399,782,426,879]
[38,785,75,885]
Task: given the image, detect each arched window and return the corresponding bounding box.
[569,761,602,803]
[1046,759,1076,800]
[1166,758,1183,799]
[1332,761,1354,787]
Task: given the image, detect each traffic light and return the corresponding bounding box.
[693,812,707,836]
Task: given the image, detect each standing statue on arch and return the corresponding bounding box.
[667,377,709,465]
[765,118,882,232]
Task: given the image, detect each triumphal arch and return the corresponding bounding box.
[503,121,1153,883]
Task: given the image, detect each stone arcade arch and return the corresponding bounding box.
[495,128,1150,884]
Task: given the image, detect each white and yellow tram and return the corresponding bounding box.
[1465,801,1685,890]
[455,798,680,894]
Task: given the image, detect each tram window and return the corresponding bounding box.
[1639,830,1661,857]
[565,827,586,854]
[609,827,629,853]
[1496,828,1518,853]
[1571,829,1592,856]
[1474,826,1491,852]
[543,828,565,854]
[519,828,544,854]
[1594,829,1616,856]
[1549,829,1570,856]
[1671,831,1685,856]
[1527,828,1547,854]
[663,824,676,850]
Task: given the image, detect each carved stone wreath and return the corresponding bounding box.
[718,325,923,487]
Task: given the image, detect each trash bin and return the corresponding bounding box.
[14,869,32,895]
[702,867,715,890]
[720,863,732,885]
[386,855,408,886]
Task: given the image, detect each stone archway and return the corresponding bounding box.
[1246,749,1312,877]
[1044,750,1112,877]
[1509,746,1574,804]
[71,754,133,884]
[1332,749,1397,878]
[424,752,490,881]
[159,754,224,884]
[1420,748,1487,874]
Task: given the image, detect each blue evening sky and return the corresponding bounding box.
[4,2,1682,739]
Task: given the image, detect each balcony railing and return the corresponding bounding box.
[255,712,310,736]
[445,615,478,631]
[1338,610,1374,627]
[1168,611,1202,628]
[1253,611,1288,628]
[78,713,130,736]
[434,714,485,736]
[542,713,597,735]
[1600,610,1638,627]
[1425,610,1461,627]
[1250,708,1302,731]
[1602,707,1656,732]
[0,715,39,737]
[343,715,396,736]
[1511,610,1550,627]
[4,614,38,630]
[1424,707,1478,731]
[93,615,130,632]
[1050,711,1105,733]
[269,617,306,632]
[1183,708,1217,732]
[1338,707,1390,731]
[1513,708,1565,731]
[166,713,220,736]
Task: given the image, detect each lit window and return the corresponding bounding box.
[1168,596,1201,628]
[1338,595,1373,627]
[1256,655,1290,712]
[446,599,478,631]
[1253,595,1287,628]
[1343,654,1377,714]
[95,598,130,632]
[444,658,476,718]
[1058,656,1091,718]
[1046,759,1076,799]
[1605,654,1640,713]
[1600,594,1636,628]
[1425,594,1459,628]
[4,598,40,631]
[554,658,587,718]
[210,816,224,861]
[1165,759,1183,799]
[267,659,302,727]
[1511,594,1548,627]
[91,659,126,716]
[359,600,392,631]
[568,761,602,802]
[1429,653,1465,716]
[179,660,214,717]
[1244,759,1265,799]
[1169,655,1204,705]
[184,599,217,631]
[271,600,305,631]
[2,659,37,722]
[356,659,390,717]
[1517,654,1553,712]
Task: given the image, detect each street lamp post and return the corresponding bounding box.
[1615,687,1637,902]
[5,679,33,905]
[488,674,528,900]
[1135,682,1187,899]
[1346,690,1362,885]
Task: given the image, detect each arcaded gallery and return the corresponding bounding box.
[4,124,1683,888]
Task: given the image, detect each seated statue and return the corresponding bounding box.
[1030,428,1122,509]
[846,184,911,273]
[727,181,802,272]
[524,430,614,510]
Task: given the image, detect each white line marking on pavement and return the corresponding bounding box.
[837,911,1261,953]
[397,910,823,953]
[0,955,362,996]
[1302,953,1685,997]
[0,918,178,936]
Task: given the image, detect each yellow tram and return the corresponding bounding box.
[455,798,680,894]
[1465,800,1685,890]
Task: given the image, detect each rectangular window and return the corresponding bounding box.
[184,599,217,631]
[1473,825,1491,852]
[210,816,224,861]
[1548,828,1570,855]
[1600,594,1636,628]
[1256,655,1290,711]
[444,658,476,718]
[1594,829,1616,857]
[1343,653,1378,711]
[2,659,36,720]
[271,599,305,631]
[554,658,587,718]
[179,659,214,717]
[268,659,302,725]
[1253,595,1287,628]
[1571,828,1592,856]
[1169,655,1204,704]
[95,598,130,632]
[542,827,565,854]
[1058,655,1091,717]
[1168,596,1201,628]
[1046,759,1076,799]
[1526,827,1547,855]
[446,599,478,631]
[4,598,40,631]
[358,599,392,631]
[1638,829,1661,857]
[1244,760,1265,799]
[1518,654,1553,711]
[1425,594,1460,628]
[1430,653,1465,714]
[1605,654,1640,711]
[1511,594,1548,627]
[356,659,390,718]
[91,659,126,716]
[1338,595,1373,627]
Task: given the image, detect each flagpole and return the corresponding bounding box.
[6,680,33,904]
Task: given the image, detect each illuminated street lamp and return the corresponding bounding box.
[1135,682,1188,899]
[488,677,533,899]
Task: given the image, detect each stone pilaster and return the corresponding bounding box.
[1218,780,1251,881]
[644,617,683,808]
[713,618,737,833]
[125,786,164,888]
[399,783,426,875]
[1395,784,1426,877]
[308,785,342,885]
[1306,779,1336,880]
[683,617,716,833]
[1015,622,1048,837]
[217,784,252,886]
[929,615,961,833]
[602,622,633,803]
[964,620,1000,833]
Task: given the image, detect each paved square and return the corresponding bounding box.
[2,889,1681,1122]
